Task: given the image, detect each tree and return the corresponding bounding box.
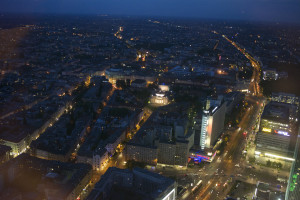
[266,160,271,167]
[23,116,27,125]
[148,83,158,90]
[116,80,126,89]
[125,160,146,169]
[37,110,44,118]
[259,80,272,97]
[218,141,226,154]
[224,136,228,142]
[126,79,131,87]
[249,157,256,164]
[96,85,102,97]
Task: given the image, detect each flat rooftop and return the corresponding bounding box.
[261,101,290,124]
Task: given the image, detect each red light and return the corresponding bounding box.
[196,154,209,160]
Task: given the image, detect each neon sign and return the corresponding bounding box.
[275,130,290,136]
[196,154,209,160]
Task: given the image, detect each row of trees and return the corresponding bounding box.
[125,160,147,169]
[266,160,283,169]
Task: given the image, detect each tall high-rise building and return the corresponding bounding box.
[200,102,226,150]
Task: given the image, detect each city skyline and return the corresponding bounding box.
[0,2,299,199]
[0,0,300,24]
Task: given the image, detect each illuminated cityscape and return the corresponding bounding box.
[0,1,300,200]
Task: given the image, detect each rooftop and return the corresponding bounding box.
[0,154,92,199]
[87,167,175,200]
[261,101,290,124]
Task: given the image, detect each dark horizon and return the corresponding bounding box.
[1,12,300,28]
[1,0,300,24]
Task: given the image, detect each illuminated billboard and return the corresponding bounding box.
[262,127,272,133]
[274,130,290,136]
[191,151,217,163]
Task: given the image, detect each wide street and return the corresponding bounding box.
[146,95,265,200]
[189,96,265,200]
[88,31,282,200]
[163,34,282,200]
[184,34,283,200]
[183,35,287,199]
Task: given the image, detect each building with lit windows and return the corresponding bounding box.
[150,91,169,105]
[255,101,297,167]
[262,68,288,81]
[200,101,226,150]
[125,104,194,167]
[259,102,291,134]
[125,144,158,165]
[272,92,299,107]
[159,84,170,92]
[87,167,177,200]
[157,139,191,166]
[0,136,27,157]
[105,67,156,85]
[126,130,193,167]
[263,69,279,80]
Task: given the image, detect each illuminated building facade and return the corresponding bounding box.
[1,137,27,157]
[272,92,299,107]
[200,102,226,150]
[105,67,156,85]
[255,101,296,164]
[157,140,190,166]
[126,127,194,167]
[150,91,169,105]
[159,84,170,92]
[189,150,217,163]
[256,131,292,159]
[125,144,158,165]
[263,69,279,80]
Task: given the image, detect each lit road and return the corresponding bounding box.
[83,103,153,199]
[185,97,265,200]
[186,34,269,199]
[0,96,50,120]
[220,34,262,96]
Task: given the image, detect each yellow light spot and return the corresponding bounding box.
[262,128,271,133]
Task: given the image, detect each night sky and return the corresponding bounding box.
[1,0,300,23]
